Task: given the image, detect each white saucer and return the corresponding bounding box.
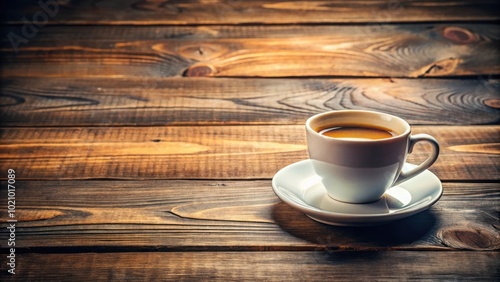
[272,160,442,226]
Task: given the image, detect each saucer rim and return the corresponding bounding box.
[271,159,443,224]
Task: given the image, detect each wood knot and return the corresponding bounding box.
[183,64,216,77]
[178,44,226,60]
[411,57,460,77]
[484,98,500,109]
[438,225,500,250]
[442,27,479,44]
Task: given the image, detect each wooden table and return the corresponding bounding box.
[1,1,499,280]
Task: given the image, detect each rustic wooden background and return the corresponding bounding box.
[0,0,499,280]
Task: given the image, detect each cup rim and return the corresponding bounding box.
[306,110,411,142]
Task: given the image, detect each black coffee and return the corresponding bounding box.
[319,125,396,140]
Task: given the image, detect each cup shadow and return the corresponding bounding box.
[271,201,437,248]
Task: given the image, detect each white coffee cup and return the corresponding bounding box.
[306,110,439,204]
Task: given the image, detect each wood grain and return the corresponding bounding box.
[1,24,498,78]
[1,1,498,281]
[1,77,498,126]
[0,180,498,250]
[0,251,497,281]
[0,125,498,181]
[2,0,499,25]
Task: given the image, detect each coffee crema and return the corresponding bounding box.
[318,125,396,140]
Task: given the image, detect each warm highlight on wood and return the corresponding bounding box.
[1,24,498,78]
[3,0,499,25]
[0,126,498,180]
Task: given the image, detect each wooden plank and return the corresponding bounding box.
[1,77,498,126]
[0,251,498,281]
[0,125,498,181]
[0,180,498,250]
[1,24,498,78]
[2,0,499,25]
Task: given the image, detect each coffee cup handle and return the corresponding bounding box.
[393,134,440,186]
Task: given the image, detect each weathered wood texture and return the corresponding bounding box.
[1,1,499,280]
[0,126,498,180]
[0,252,498,281]
[2,0,499,25]
[1,77,498,126]
[1,24,498,78]
[0,180,498,250]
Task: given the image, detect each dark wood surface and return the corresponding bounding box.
[1,24,499,78]
[2,0,500,24]
[1,77,498,126]
[1,1,499,281]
